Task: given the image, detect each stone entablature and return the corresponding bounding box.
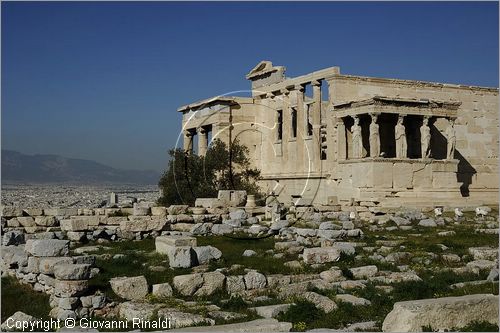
[333,96,460,118]
[178,96,255,156]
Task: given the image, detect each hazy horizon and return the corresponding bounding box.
[2,1,498,172]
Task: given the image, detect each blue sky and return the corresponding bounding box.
[2,1,498,172]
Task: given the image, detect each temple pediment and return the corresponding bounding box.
[246,61,286,89]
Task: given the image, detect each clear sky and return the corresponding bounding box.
[2,1,498,172]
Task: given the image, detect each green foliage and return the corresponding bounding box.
[1,276,51,322]
[218,295,248,312]
[389,270,497,301]
[280,271,500,332]
[456,321,499,332]
[158,139,262,206]
[277,300,323,328]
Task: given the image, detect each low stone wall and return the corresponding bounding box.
[1,204,223,243]
[1,239,104,320]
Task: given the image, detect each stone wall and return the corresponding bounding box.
[1,239,104,320]
[1,205,223,242]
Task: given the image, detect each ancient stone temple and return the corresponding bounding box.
[178,61,498,208]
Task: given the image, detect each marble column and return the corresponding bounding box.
[311,80,322,169]
[337,118,347,160]
[183,130,193,153]
[295,84,305,171]
[198,127,208,156]
[281,88,290,172]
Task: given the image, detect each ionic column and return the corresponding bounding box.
[311,80,322,170]
[311,80,322,125]
[183,130,193,153]
[295,84,306,171]
[281,89,290,169]
[336,118,347,160]
[198,127,208,156]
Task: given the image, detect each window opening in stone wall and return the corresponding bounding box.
[277,110,283,140]
[291,108,297,138]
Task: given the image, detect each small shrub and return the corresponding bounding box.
[277,300,323,328]
[158,139,263,206]
[219,295,248,312]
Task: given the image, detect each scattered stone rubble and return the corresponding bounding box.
[1,189,499,331]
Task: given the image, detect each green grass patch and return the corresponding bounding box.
[361,222,498,270]
[277,297,389,332]
[388,270,495,301]
[445,282,499,297]
[283,272,499,332]
[197,235,300,275]
[1,276,51,322]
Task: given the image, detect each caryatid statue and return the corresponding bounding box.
[395,116,407,158]
[446,119,456,159]
[352,116,363,158]
[369,114,380,157]
[420,117,431,158]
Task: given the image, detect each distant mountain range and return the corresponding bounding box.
[1,150,160,185]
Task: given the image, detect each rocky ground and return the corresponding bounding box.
[102,212,499,331]
[1,201,499,332]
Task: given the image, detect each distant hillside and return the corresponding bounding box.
[1,150,160,185]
